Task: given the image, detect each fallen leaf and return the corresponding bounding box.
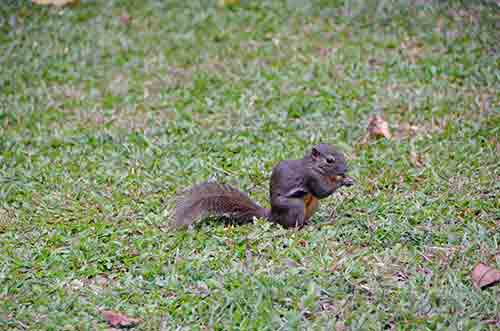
[101,310,141,328]
[217,0,240,7]
[32,0,78,6]
[119,13,131,25]
[471,263,500,289]
[367,115,392,139]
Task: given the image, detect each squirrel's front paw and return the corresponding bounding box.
[329,175,354,187]
[341,176,354,187]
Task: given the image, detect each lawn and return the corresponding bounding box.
[0,0,499,330]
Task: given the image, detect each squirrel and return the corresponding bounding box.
[173,144,354,228]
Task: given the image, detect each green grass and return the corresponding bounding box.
[1,0,499,330]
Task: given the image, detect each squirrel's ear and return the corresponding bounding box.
[311,147,321,159]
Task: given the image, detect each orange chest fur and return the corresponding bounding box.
[303,194,319,220]
[329,175,341,186]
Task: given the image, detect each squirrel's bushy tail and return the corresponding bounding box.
[173,182,269,227]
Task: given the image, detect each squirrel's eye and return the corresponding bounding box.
[326,157,335,164]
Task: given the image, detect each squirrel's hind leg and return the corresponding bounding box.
[270,196,306,229]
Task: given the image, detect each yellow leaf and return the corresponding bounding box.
[217,0,240,7]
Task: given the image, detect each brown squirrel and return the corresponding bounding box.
[173,144,354,228]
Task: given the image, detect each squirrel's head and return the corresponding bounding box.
[309,144,354,186]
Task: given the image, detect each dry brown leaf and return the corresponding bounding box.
[119,14,131,25]
[367,115,392,139]
[471,263,500,289]
[32,0,78,6]
[101,310,141,328]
